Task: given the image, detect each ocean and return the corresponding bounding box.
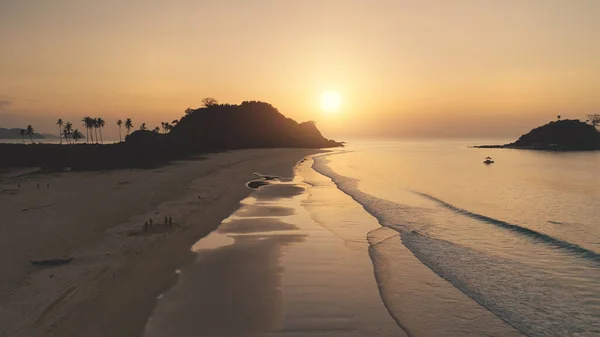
[310,140,600,336]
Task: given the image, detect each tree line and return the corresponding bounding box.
[18,117,179,144]
[18,97,224,144]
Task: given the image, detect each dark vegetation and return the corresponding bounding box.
[0,100,342,170]
[476,117,600,151]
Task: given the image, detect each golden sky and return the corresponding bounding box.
[1,0,599,139]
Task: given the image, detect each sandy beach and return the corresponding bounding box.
[0,148,319,337]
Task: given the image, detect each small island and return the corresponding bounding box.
[476,116,600,151]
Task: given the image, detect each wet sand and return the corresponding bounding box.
[143,158,405,337]
[0,148,318,337]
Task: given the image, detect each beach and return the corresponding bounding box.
[0,148,319,337]
[143,155,406,337]
[3,142,598,337]
[140,149,526,337]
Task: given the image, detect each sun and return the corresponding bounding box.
[320,90,342,114]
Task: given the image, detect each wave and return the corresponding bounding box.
[311,153,600,336]
[312,154,600,263]
[401,230,600,336]
[412,191,600,263]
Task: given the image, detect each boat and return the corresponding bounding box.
[30,257,74,266]
[483,156,494,164]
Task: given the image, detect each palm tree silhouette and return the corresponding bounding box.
[72,129,83,143]
[93,118,99,143]
[140,123,147,131]
[81,117,88,143]
[64,122,73,144]
[116,119,123,142]
[62,129,70,143]
[56,119,64,144]
[153,126,160,133]
[125,118,133,136]
[97,117,106,143]
[19,129,26,144]
[26,125,34,144]
[82,117,94,143]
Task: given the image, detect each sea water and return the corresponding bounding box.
[312,140,600,336]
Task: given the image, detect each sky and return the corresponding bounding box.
[1,0,599,139]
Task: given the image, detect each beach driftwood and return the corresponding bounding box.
[30,257,74,266]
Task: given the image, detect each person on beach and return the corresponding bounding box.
[164,216,168,226]
[168,217,172,226]
[143,221,149,232]
[149,218,153,227]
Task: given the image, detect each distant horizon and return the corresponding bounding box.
[0,106,586,141]
[0,104,591,141]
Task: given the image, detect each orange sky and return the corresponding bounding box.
[1,0,599,139]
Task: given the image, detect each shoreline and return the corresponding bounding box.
[143,155,406,337]
[0,148,320,337]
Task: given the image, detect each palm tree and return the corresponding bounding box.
[140,123,146,131]
[116,119,123,142]
[19,129,26,144]
[557,115,561,120]
[153,126,160,133]
[96,117,105,143]
[93,118,99,143]
[72,129,83,143]
[125,118,133,136]
[64,122,73,144]
[82,117,94,143]
[82,117,88,143]
[26,125,34,144]
[62,129,70,144]
[56,119,64,144]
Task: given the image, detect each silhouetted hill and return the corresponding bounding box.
[0,101,341,170]
[149,101,341,150]
[0,127,52,139]
[477,119,600,150]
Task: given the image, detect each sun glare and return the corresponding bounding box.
[321,91,342,114]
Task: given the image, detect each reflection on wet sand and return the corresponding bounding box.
[234,206,296,218]
[144,159,405,337]
[218,218,299,234]
[253,184,305,201]
[146,233,304,337]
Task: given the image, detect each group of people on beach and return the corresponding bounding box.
[143,216,173,232]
